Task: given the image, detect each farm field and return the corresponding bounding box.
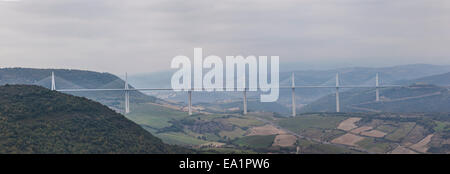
[337,117,361,131]
[275,113,450,154]
[276,114,347,132]
[248,125,286,136]
[273,134,297,147]
[126,103,187,129]
[124,102,450,154]
[331,133,365,146]
[233,135,277,149]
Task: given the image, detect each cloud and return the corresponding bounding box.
[0,0,449,74]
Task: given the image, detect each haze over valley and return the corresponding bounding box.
[1,64,449,154]
[1,0,450,154]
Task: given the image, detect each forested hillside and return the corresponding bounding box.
[0,85,190,154]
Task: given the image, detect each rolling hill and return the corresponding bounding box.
[279,64,450,105]
[401,72,450,86]
[0,85,190,154]
[302,71,450,113]
[0,68,160,112]
[301,84,450,113]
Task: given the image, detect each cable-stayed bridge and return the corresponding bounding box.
[50,72,401,116]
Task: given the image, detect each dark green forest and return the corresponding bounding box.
[0,85,190,154]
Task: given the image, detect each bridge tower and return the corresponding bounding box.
[124,73,130,114]
[291,72,296,117]
[376,73,380,102]
[243,89,247,115]
[188,90,192,115]
[336,73,340,112]
[51,71,56,91]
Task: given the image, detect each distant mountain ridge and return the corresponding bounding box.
[3,65,449,115]
[129,64,450,115]
[401,72,450,86]
[131,64,450,87]
[0,68,160,112]
[0,68,118,88]
[302,80,450,113]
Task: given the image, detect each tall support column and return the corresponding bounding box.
[51,72,56,91]
[376,73,380,102]
[125,91,130,114]
[124,73,130,114]
[291,72,296,117]
[243,89,247,115]
[188,90,192,115]
[336,73,340,112]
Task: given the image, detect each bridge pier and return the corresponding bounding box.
[336,73,340,112]
[51,72,56,91]
[188,90,192,115]
[376,73,380,102]
[243,89,247,115]
[291,73,296,117]
[124,73,130,114]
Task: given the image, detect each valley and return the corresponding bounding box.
[124,100,450,154]
[1,66,449,154]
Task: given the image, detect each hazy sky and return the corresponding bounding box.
[1,0,449,74]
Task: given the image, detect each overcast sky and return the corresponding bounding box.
[1,0,449,74]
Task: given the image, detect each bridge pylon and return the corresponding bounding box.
[291,72,296,117]
[188,90,192,115]
[335,73,340,112]
[51,71,56,91]
[376,73,380,102]
[124,73,130,114]
[243,89,247,115]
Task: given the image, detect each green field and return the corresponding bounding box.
[297,139,363,154]
[233,135,276,149]
[356,137,392,153]
[277,114,346,133]
[385,122,415,142]
[433,121,450,132]
[157,132,208,146]
[124,103,450,154]
[188,114,229,121]
[126,103,188,129]
[126,103,270,146]
[125,103,213,146]
[219,128,247,140]
[224,117,265,128]
[199,147,256,154]
[376,124,397,134]
[248,112,277,121]
[321,129,347,142]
